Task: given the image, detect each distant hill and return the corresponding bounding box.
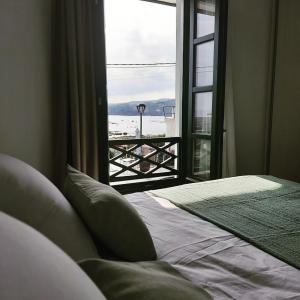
[108,99,175,116]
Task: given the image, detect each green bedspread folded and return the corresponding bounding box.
[151,176,300,269]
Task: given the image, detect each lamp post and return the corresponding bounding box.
[136,104,146,138]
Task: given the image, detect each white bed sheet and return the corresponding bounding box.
[125,192,300,300]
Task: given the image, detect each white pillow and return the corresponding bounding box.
[0,153,98,260]
[0,212,106,300]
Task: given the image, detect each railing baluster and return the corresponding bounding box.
[108,137,181,182]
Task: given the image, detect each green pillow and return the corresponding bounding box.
[79,259,212,300]
[64,166,157,261]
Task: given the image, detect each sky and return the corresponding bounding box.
[104,0,176,103]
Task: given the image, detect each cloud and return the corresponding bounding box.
[104,0,176,103]
[107,66,175,101]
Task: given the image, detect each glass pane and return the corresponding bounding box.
[193,92,212,133]
[193,139,211,180]
[195,41,214,87]
[196,0,216,38]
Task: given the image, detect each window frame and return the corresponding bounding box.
[182,0,228,181]
[100,0,228,189]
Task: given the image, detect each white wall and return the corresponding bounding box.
[1,0,298,183]
[269,0,300,182]
[0,0,53,178]
[227,0,275,175]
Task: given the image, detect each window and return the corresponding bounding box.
[101,0,227,189]
[104,0,180,188]
[184,0,228,181]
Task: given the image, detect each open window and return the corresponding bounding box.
[104,0,180,191]
[183,0,228,181]
[103,0,227,190]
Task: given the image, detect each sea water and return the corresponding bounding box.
[109,115,166,137]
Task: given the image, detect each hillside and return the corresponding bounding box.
[108,99,175,116]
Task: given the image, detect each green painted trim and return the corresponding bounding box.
[192,85,213,93]
[191,133,211,140]
[180,0,192,180]
[210,0,228,179]
[185,0,196,178]
[94,0,109,184]
[184,0,228,182]
[193,33,215,45]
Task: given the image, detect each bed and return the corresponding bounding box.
[125,175,300,299]
[1,153,299,299]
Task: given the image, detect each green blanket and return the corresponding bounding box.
[151,176,300,270]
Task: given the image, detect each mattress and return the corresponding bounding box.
[125,191,300,300]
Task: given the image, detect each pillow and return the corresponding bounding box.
[0,153,98,261]
[0,212,106,300]
[64,166,157,261]
[79,258,212,300]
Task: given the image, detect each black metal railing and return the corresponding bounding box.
[109,137,181,182]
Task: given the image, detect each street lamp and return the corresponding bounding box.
[136,103,146,138]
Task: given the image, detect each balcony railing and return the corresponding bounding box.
[109,137,181,183]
